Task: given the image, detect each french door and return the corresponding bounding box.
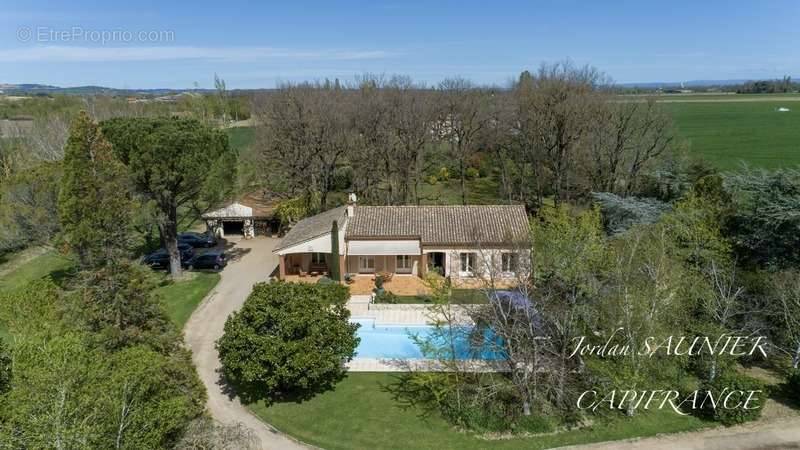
[358,256,375,273]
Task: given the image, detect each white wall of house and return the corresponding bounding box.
[345,254,420,276]
[424,247,530,281]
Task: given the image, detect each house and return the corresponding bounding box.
[273,195,530,287]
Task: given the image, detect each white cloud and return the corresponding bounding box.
[0,46,397,63]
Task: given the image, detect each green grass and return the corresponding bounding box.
[248,373,711,450]
[156,272,220,329]
[0,251,74,292]
[0,249,218,332]
[417,175,504,205]
[226,126,255,153]
[664,101,800,170]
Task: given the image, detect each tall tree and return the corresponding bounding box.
[330,220,341,281]
[59,111,132,268]
[101,117,237,279]
[437,77,488,205]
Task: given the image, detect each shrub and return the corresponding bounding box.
[425,175,439,185]
[701,371,765,425]
[465,167,480,179]
[438,166,450,181]
[450,404,511,433]
[216,282,359,404]
[374,291,399,304]
[787,369,800,402]
[515,414,554,434]
[316,276,336,285]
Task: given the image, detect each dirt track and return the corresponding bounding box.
[183,237,308,450]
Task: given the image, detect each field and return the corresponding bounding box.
[661,97,800,170]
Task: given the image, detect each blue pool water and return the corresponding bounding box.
[352,318,505,360]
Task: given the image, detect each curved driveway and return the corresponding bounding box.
[184,237,306,450]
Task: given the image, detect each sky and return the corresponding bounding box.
[1,0,799,89]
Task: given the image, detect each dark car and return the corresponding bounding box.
[178,231,218,248]
[183,251,227,271]
[142,244,195,269]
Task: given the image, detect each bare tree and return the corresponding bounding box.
[437,77,489,205]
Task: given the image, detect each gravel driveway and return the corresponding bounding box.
[183,237,307,450]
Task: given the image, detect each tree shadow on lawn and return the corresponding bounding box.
[215,366,348,406]
[379,371,441,419]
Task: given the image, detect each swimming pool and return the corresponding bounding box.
[351,318,506,360]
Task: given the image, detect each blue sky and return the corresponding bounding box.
[2,0,799,89]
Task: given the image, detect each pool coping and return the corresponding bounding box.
[346,357,508,372]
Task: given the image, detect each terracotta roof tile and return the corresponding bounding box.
[346,205,529,246]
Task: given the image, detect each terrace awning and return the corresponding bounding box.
[347,239,421,256]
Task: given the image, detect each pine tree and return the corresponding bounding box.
[330,220,341,281]
[59,111,131,268]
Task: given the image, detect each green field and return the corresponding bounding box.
[249,373,710,450]
[662,99,800,170]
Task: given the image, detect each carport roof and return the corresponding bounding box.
[202,192,277,219]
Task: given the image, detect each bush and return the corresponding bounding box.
[787,369,800,402]
[216,281,359,404]
[450,404,511,433]
[438,166,450,181]
[701,372,765,425]
[374,290,399,304]
[425,175,439,185]
[515,414,554,434]
[465,167,480,179]
[316,276,336,285]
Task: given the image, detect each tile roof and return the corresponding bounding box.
[346,205,529,246]
[274,206,347,251]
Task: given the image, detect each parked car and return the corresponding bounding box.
[183,250,227,271]
[178,231,218,248]
[142,244,195,269]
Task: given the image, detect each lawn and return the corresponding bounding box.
[0,251,74,292]
[248,373,711,450]
[663,100,800,170]
[156,272,220,328]
[0,249,219,332]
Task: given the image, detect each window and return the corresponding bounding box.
[311,253,326,264]
[502,253,518,273]
[358,256,375,273]
[459,252,476,274]
[396,255,412,273]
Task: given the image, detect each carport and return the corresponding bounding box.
[202,193,277,238]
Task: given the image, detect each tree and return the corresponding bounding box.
[725,167,800,269]
[74,262,178,353]
[59,111,132,268]
[175,417,259,450]
[769,270,800,368]
[329,220,341,281]
[100,345,206,449]
[0,162,61,253]
[101,117,237,279]
[437,77,489,205]
[216,282,359,404]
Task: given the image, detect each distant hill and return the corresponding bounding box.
[0,83,217,96]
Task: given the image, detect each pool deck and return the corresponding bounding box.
[346,296,498,372]
[346,357,507,372]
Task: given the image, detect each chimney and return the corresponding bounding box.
[346,192,357,217]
